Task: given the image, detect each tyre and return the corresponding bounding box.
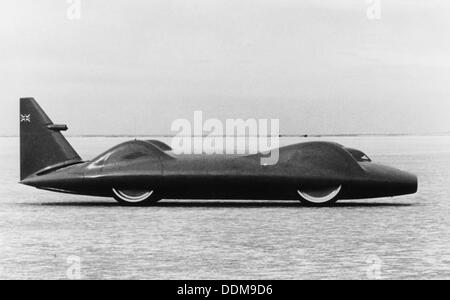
[112,188,161,206]
[297,185,342,206]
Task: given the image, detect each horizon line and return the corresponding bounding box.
[1,132,450,138]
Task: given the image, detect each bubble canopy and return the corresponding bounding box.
[345,148,372,162]
[89,140,169,168]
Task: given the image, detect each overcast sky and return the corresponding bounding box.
[1,0,450,135]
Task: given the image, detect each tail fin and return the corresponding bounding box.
[20,98,82,180]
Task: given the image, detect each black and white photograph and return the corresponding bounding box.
[1,0,449,283]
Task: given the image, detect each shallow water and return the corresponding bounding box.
[0,136,449,279]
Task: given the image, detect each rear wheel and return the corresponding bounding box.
[297,185,342,206]
[112,188,160,206]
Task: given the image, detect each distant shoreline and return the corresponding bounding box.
[1,133,449,138]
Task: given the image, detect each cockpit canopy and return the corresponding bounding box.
[89,140,171,168]
[345,148,372,162]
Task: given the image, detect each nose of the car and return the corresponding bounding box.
[361,163,418,196]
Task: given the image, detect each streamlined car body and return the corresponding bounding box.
[20,98,418,206]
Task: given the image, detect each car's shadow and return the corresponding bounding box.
[31,201,414,208]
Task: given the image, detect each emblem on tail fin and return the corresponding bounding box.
[20,97,81,180]
[20,114,31,123]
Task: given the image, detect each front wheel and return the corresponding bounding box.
[112,188,161,206]
[297,185,342,206]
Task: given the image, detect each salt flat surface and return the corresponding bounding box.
[0,136,449,279]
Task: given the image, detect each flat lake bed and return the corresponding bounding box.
[0,136,449,279]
